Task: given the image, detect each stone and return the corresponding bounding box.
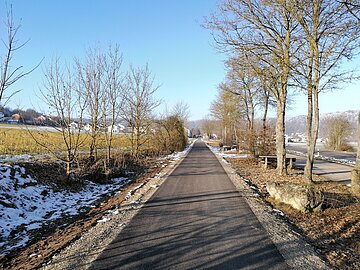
[266,182,324,213]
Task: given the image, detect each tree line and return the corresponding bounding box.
[1,6,188,181]
[35,46,189,180]
[204,0,360,188]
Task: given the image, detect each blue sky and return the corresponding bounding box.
[1,0,359,120]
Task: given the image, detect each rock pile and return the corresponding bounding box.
[267,182,324,213]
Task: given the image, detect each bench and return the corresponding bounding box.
[258,155,296,170]
[221,145,232,152]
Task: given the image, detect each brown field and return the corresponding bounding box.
[0,125,130,155]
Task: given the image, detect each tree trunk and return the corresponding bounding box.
[250,103,256,156]
[304,89,314,181]
[276,98,287,175]
[262,91,269,143]
[107,145,111,163]
[234,122,239,147]
[304,42,315,181]
[351,112,360,196]
[305,87,320,183]
[356,112,360,168]
[304,10,320,182]
[66,161,71,176]
[276,17,291,176]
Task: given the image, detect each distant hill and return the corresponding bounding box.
[285,110,359,140]
[285,115,307,135]
[187,119,204,130]
[187,110,359,141]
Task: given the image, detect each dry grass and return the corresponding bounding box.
[0,126,130,155]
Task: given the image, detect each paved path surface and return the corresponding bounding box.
[89,141,288,270]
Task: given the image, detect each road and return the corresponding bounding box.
[290,155,352,184]
[89,141,288,270]
[287,142,356,163]
[287,143,354,184]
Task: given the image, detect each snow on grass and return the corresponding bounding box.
[0,140,195,256]
[108,209,119,215]
[162,139,196,162]
[0,163,129,256]
[0,154,35,163]
[272,208,285,216]
[206,144,250,159]
[97,217,112,223]
[125,183,145,200]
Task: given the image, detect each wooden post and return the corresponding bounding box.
[288,158,293,170]
[264,157,268,169]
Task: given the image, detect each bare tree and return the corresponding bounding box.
[36,57,87,179]
[292,0,360,182]
[122,64,160,156]
[342,0,360,20]
[101,45,124,165]
[210,85,242,146]
[201,117,219,139]
[227,53,277,154]
[0,5,38,106]
[171,101,190,126]
[323,115,352,151]
[76,47,107,160]
[205,0,299,175]
[225,56,266,155]
[249,62,277,149]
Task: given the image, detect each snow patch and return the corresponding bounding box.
[206,144,250,159]
[0,154,34,163]
[0,163,128,256]
[107,209,119,215]
[97,217,111,223]
[272,208,285,216]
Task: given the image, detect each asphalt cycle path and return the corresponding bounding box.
[89,140,288,270]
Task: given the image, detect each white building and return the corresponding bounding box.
[107,124,125,134]
[69,122,79,130]
[83,123,92,132]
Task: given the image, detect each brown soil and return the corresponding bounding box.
[0,158,168,270]
[229,158,360,270]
